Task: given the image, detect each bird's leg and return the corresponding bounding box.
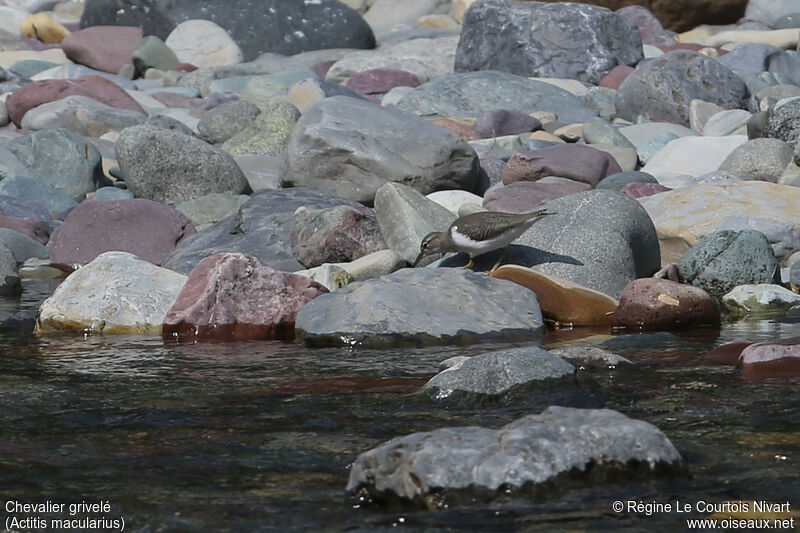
[488,248,507,274]
[463,257,474,270]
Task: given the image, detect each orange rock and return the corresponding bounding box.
[20,13,69,44]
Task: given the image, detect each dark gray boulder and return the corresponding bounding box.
[347,406,685,508]
[0,244,20,295]
[421,347,575,398]
[115,125,250,206]
[80,0,375,61]
[281,96,480,205]
[0,228,48,263]
[455,0,642,85]
[596,171,658,191]
[295,268,546,347]
[678,230,778,300]
[161,188,362,274]
[394,70,596,123]
[616,50,749,127]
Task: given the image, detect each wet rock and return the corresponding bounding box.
[374,182,456,266]
[6,74,145,127]
[162,252,327,342]
[165,19,244,69]
[221,101,299,157]
[722,284,800,316]
[196,100,260,145]
[48,199,196,267]
[503,144,622,187]
[718,138,793,182]
[61,26,143,74]
[19,94,146,136]
[0,211,49,245]
[739,343,800,380]
[80,0,376,61]
[491,265,619,327]
[0,175,77,219]
[295,268,545,347]
[616,50,749,127]
[420,347,575,398]
[394,70,596,124]
[678,230,778,300]
[115,125,250,206]
[162,188,362,274]
[548,346,634,370]
[473,109,541,139]
[281,96,479,205]
[0,128,105,202]
[0,309,37,332]
[704,339,754,365]
[0,244,20,295]
[291,205,386,269]
[347,406,684,508]
[455,1,642,85]
[0,228,47,263]
[612,278,720,331]
[36,251,186,335]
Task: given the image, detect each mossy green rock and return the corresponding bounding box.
[132,35,179,75]
[221,101,300,157]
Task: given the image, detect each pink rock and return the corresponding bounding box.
[473,109,541,138]
[502,144,622,187]
[6,75,146,127]
[429,118,480,141]
[704,338,753,365]
[61,26,143,74]
[311,60,336,79]
[739,343,800,380]
[612,278,720,331]
[48,198,196,267]
[599,65,635,89]
[620,182,672,198]
[344,68,420,96]
[174,63,198,72]
[482,178,591,213]
[0,212,49,244]
[162,253,328,342]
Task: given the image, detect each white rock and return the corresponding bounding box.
[722,284,800,315]
[0,7,27,37]
[37,251,188,335]
[426,190,484,215]
[699,29,800,49]
[165,19,244,69]
[0,48,69,69]
[364,0,444,35]
[295,249,406,285]
[702,109,752,136]
[642,135,748,188]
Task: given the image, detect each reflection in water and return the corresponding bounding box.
[0,280,799,531]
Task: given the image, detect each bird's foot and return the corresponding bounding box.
[487,249,507,274]
[463,258,474,270]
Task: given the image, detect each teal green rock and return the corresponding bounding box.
[221,101,300,157]
[132,36,180,76]
[8,59,57,78]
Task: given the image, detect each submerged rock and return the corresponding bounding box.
[347,406,685,508]
[739,343,800,380]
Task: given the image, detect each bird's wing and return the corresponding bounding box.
[453,211,546,241]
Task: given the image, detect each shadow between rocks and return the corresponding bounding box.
[438,244,584,271]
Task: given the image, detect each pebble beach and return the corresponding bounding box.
[1,0,800,529]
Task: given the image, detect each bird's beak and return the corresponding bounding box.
[412,251,425,267]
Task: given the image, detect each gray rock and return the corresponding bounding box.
[296,268,545,347]
[745,0,800,25]
[582,117,636,149]
[80,0,376,62]
[144,114,196,136]
[234,154,282,191]
[637,132,680,166]
[115,125,250,206]
[702,109,751,136]
[18,95,146,136]
[421,347,575,398]
[197,99,261,145]
[346,406,684,507]
[455,0,642,85]
[281,96,480,205]
[374,182,456,265]
[716,43,782,73]
[718,138,793,182]
[0,194,53,229]
[764,96,800,145]
[221,101,299,157]
[616,50,749,127]
[678,230,779,300]
[548,345,634,370]
[93,187,134,201]
[768,51,800,87]
[0,244,20,295]
[37,251,187,335]
[239,70,319,109]
[717,216,800,266]
[395,70,596,123]
[0,175,77,218]
[175,192,250,227]
[616,5,676,48]
[722,283,800,316]
[0,227,48,263]
[162,187,361,274]
[596,171,658,191]
[0,128,105,202]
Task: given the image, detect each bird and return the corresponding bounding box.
[412,208,554,273]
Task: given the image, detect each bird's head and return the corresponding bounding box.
[412,231,448,266]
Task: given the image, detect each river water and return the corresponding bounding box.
[1,279,798,531]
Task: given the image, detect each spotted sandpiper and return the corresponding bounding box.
[413,208,554,272]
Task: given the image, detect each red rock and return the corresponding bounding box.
[0,212,49,245]
[162,252,328,342]
[612,278,720,330]
[739,343,800,380]
[311,60,336,79]
[174,63,198,72]
[61,26,143,74]
[620,182,671,198]
[344,68,420,96]
[48,198,196,267]
[705,338,753,365]
[6,75,146,126]
[503,144,622,187]
[482,178,591,213]
[429,118,480,141]
[473,109,541,138]
[599,65,635,89]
